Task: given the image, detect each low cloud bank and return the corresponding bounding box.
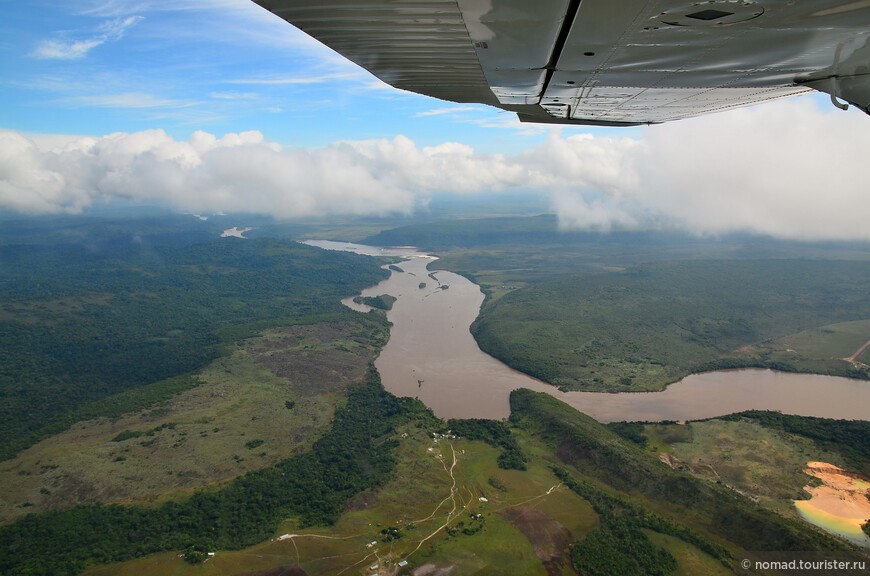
[2,99,868,240]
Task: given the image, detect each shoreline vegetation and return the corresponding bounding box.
[363,215,870,391]
[470,261,870,392]
[360,216,870,393]
[358,246,870,396]
[352,294,397,311]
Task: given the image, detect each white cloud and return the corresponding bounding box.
[338,137,528,195]
[535,98,870,241]
[61,92,196,109]
[550,191,637,232]
[519,132,641,195]
[0,130,533,217]
[0,129,415,216]
[3,98,870,241]
[467,112,554,136]
[98,15,143,40]
[79,0,320,52]
[623,98,870,240]
[227,73,358,86]
[0,132,86,214]
[210,91,259,100]
[32,16,141,60]
[32,39,104,60]
[81,1,248,17]
[415,106,482,118]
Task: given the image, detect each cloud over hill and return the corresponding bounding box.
[2,99,868,240]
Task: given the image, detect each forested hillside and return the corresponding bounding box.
[0,233,387,459]
[508,390,855,559]
[0,374,418,576]
[472,260,870,390]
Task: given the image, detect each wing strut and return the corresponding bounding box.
[539,0,583,101]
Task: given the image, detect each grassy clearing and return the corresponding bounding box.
[734,319,870,371]
[0,237,389,460]
[667,421,825,500]
[82,424,598,576]
[2,374,408,575]
[0,320,384,525]
[657,419,844,517]
[642,424,694,454]
[512,431,600,541]
[74,391,864,576]
[513,389,855,559]
[776,319,870,358]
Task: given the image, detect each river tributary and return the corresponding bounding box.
[306,240,870,423]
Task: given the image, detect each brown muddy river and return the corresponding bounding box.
[305,241,870,422]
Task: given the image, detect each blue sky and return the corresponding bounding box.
[2,0,870,241]
[0,0,570,152]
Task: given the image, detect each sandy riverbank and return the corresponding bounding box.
[794,461,870,547]
[221,226,252,238]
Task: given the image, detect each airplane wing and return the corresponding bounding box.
[253,0,870,125]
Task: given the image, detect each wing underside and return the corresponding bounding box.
[255,0,870,125]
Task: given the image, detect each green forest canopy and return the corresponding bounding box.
[473,260,870,391]
[0,235,387,459]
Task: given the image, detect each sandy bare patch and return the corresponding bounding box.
[248,323,374,396]
[794,461,870,545]
[412,564,456,576]
[799,462,870,520]
[221,226,253,238]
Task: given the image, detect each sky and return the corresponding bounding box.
[2,0,870,240]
